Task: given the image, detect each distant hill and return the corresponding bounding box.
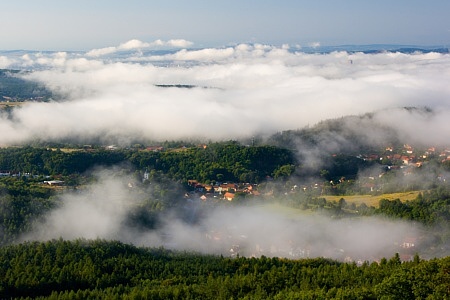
[265,106,437,160]
[298,44,449,54]
[266,112,398,153]
[0,69,53,101]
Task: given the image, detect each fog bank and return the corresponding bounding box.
[0,41,449,145]
[21,169,428,262]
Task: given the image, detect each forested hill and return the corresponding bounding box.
[268,114,390,154]
[266,107,435,154]
[0,239,449,299]
[0,69,53,100]
[0,143,296,183]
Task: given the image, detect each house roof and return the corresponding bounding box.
[224,192,235,201]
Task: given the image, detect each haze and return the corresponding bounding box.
[23,169,423,262]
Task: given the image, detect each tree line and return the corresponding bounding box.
[0,143,296,183]
[0,239,449,299]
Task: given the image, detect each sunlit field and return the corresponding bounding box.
[323,191,422,208]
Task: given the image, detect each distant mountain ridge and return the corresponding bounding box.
[1,44,448,57]
[299,44,449,54]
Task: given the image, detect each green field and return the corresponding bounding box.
[323,191,422,208]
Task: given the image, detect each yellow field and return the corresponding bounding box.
[0,102,23,108]
[322,191,422,208]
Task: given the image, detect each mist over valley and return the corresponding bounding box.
[1,42,450,264]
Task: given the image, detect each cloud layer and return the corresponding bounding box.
[1,41,450,145]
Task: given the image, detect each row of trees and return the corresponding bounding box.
[0,239,449,299]
[282,180,450,224]
[3,142,448,189]
[129,142,295,183]
[0,147,127,176]
[0,143,296,183]
[376,187,450,225]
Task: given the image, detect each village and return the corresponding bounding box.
[0,143,446,263]
[177,143,450,202]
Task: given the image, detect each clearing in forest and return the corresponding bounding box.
[322,191,422,208]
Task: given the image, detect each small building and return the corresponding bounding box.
[43,180,64,186]
[401,237,416,249]
[224,192,235,201]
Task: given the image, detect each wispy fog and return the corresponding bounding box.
[22,169,424,262]
[1,40,450,145]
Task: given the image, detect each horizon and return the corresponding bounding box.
[1,42,449,53]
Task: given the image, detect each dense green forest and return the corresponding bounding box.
[1,139,450,298]
[0,143,296,183]
[0,239,449,299]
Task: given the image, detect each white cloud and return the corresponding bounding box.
[118,39,150,50]
[85,38,194,57]
[0,56,13,68]
[166,39,194,48]
[85,46,117,57]
[23,168,425,261]
[1,43,449,145]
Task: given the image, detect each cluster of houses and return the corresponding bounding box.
[362,144,450,167]
[1,96,46,102]
[0,171,64,186]
[0,171,35,178]
[186,180,260,201]
[353,144,450,192]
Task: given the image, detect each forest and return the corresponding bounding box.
[0,143,296,182]
[0,239,449,299]
[1,128,450,297]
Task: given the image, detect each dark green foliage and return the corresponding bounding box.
[322,154,375,181]
[0,239,449,299]
[0,143,295,183]
[377,188,450,224]
[0,147,128,176]
[0,177,55,245]
[129,142,296,183]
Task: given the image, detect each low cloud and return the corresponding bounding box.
[0,42,449,146]
[85,39,193,57]
[22,168,426,261]
[308,41,321,48]
[23,169,133,241]
[0,56,13,68]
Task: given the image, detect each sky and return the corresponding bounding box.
[1,0,450,50]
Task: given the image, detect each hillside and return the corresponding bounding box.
[0,69,53,101]
[1,239,449,299]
